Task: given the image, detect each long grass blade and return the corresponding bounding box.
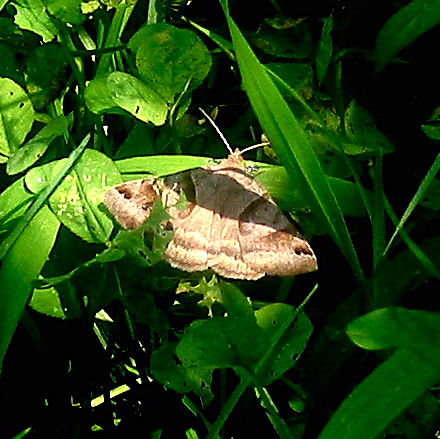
[220,0,364,282]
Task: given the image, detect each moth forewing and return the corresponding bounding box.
[104,179,160,230]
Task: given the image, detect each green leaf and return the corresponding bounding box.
[251,17,311,59]
[12,0,57,43]
[316,15,333,84]
[419,177,440,210]
[384,152,440,256]
[344,100,394,154]
[265,62,314,92]
[220,282,255,321]
[25,149,119,243]
[376,0,440,72]
[122,288,169,332]
[11,427,32,439]
[317,348,439,439]
[44,0,84,24]
[256,165,369,218]
[0,206,60,370]
[86,72,170,125]
[150,341,213,403]
[0,1,9,11]
[84,74,122,115]
[0,178,35,231]
[29,286,67,318]
[129,23,212,103]
[255,304,312,385]
[176,285,269,369]
[0,135,89,261]
[25,43,69,109]
[32,247,126,290]
[421,111,440,140]
[7,141,51,175]
[107,72,169,125]
[0,77,35,159]
[115,154,213,177]
[176,316,267,369]
[47,150,117,243]
[185,429,199,439]
[320,307,440,437]
[186,18,235,60]
[347,307,440,364]
[115,123,155,159]
[7,115,70,175]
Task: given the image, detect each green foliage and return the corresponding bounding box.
[0,206,60,365]
[316,15,333,84]
[6,115,69,174]
[85,22,212,123]
[128,23,212,102]
[11,0,58,43]
[85,72,170,124]
[25,149,118,243]
[318,349,439,439]
[0,1,440,438]
[321,306,440,439]
[0,77,35,161]
[376,0,440,72]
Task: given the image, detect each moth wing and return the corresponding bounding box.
[206,213,264,280]
[104,179,159,230]
[165,205,262,279]
[239,198,317,276]
[165,167,265,279]
[164,204,211,272]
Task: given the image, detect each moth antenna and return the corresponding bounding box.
[199,107,234,154]
[240,142,271,155]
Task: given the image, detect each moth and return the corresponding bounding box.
[104,149,317,280]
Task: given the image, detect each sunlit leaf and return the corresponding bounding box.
[12,0,57,42]
[0,77,35,159]
[129,23,212,103]
[25,149,119,243]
